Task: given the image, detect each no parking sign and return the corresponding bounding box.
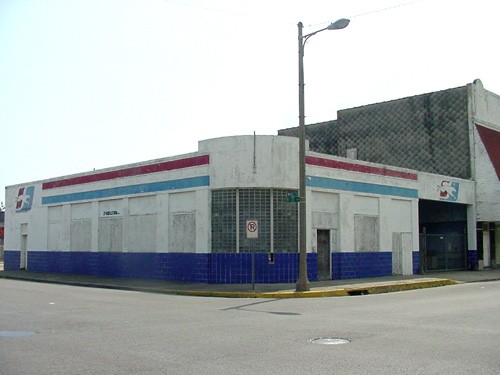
[246,220,258,239]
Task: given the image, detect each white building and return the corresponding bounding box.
[4,134,476,283]
[280,79,499,272]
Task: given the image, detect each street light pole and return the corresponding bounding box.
[296,21,309,292]
[295,19,350,292]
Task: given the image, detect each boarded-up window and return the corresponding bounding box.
[128,215,157,252]
[71,203,92,251]
[71,219,91,251]
[354,215,379,252]
[169,212,196,252]
[98,200,123,252]
[129,196,156,215]
[98,218,123,252]
[128,196,157,252]
[48,206,64,250]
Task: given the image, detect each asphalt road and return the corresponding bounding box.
[1,279,499,374]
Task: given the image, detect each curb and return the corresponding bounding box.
[153,278,458,298]
[0,273,458,298]
[164,289,350,298]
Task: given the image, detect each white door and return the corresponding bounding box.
[483,230,491,268]
[20,234,27,270]
[393,232,412,275]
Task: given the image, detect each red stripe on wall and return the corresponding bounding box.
[476,124,500,180]
[43,155,210,190]
[306,156,418,180]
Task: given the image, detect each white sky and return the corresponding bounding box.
[1,0,498,204]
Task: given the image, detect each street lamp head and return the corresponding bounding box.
[327,18,350,30]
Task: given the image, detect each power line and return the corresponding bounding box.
[307,0,426,28]
[350,0,425,19]
[163,0,427,29]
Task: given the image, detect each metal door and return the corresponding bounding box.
[420,233,466,271]
[317,229,331,280]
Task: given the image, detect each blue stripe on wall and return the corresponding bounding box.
[25,251,210,282]
[22,251,304,283]
[308,176,418,198]
[3,250,20,270]
[42,176,210,205]
[413,251,420,274]
[332,252,393,279]
[7,250,407,283]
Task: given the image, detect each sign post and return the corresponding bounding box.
[246,220,258,291]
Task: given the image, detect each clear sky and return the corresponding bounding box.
[1,0,498,205]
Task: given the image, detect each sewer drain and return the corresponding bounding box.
[0,331,36,338]
[310,337,350,345]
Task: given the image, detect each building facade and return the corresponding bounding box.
[4,132,476,283]
[280,79,500,271]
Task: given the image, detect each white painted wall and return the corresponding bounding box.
[496,224,500,267]
[4,135,473,271]
[471,79,500,128]
[470,80,500,222]
[310,191,339,230]
[5,152,210,255]
[199,135,298,189]
[4,181,46,251]
[472,125,500,221]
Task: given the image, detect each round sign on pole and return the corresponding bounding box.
[246,220,258,239]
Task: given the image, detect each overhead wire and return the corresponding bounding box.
[163,0,427,28]
[306,0,426,28]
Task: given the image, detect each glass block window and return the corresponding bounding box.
[273,189,298,253]
[211,189,237,253]
[239,189,271,253]
[211,188,298,253]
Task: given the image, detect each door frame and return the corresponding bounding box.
[20,223,28,270]
[316,229,331,281]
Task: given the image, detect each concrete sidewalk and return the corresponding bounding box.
[1,261,499,298]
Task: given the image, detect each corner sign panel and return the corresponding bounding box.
[15,186,35,213]
[437,180,460,202]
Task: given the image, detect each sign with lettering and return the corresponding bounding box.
[100,210,122,217]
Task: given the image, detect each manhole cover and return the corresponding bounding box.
[310,337,350,345]
[0,331,36,338]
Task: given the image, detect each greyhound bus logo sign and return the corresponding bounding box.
[16,186,35,212]
[437,181,459,201]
